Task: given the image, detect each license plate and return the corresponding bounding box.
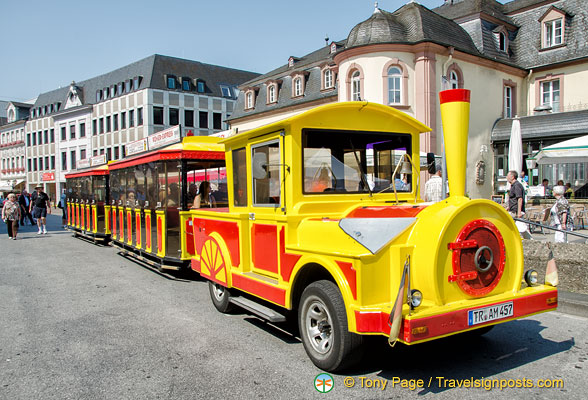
[468,302,513,326]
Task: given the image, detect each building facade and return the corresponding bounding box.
[0,102,32,193]
[228,0,588,199]
[24,54,258,202]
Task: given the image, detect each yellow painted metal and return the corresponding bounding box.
[144,209,152,253]
[440,97,470,198]
[126,209,133,245]
[104,205,111,234]
[156,210,166,258]
[134,209,141,249]
[92,205,98,233]
[185,101,556,340]
[179,211,192,260]
[118,207,125,241]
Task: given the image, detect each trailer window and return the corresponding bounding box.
[302,129,412,194]
[252,140,280,206]
[232,148,247,207]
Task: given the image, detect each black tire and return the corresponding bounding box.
[208,281,234,313]
[298,280,363,372]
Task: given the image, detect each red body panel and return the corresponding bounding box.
[346,205,426,218]
[251,224,278,275]
[232,273,286,306]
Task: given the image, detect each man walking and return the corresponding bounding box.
[30,185,51,234]
[18,189,35,226]
[506,170,525,218]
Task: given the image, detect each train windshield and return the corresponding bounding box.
[302,129,412,194]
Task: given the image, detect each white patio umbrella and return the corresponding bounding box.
[508,118,522,175]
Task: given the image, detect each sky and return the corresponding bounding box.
[0,0,508,103]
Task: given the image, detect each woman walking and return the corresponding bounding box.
[550,185,571,243]
[1,193,21,240]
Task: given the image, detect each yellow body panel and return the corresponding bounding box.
[156,210,166,258]
[104,205,111,235]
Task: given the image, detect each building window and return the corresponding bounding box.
[182,78,191,91]
[387,67,402,104]
[169,108,179,126]
[99,118,104,134]
[197,81,205,93]
[293,77,302,97]
[61,127,66,141]
[323,69,334,89]
[106,147,112,161]
[199,111,208,128]
[351,71,361,101]
[499,32,507,52]
[70,125,76,139]
[185,110,194,127]
[129,110,135,127]
[153,107,164,125]
[450,71,459,89]
[125,80,131,92]
[268,85,276,103]
[70,150,76,170]
[213,113,222,130]
[33,158,37,171]
[80,148,86,160]
[32,132,37,146]
[167,76,176,89]
[121,112,126,129]
[541,79,560,112]
[50,156,55,169]
[44,130,49,144]
[118,82,123,95]
[445,63,464,90]
[113,115,118,131]
[39,157,43,171]
[106,116,111,132]
[92,120,97,135]
[61,152,67,170]
[50,129,55,143]
[27,133,31,146]
[96,90,102,102]
[544,19,563,48]
[137,107,143,125]
[246,91,254,109]
[38,131,43,145]
[28,159,32,172]
[114,146,120,160]
[133,76,140,90]
[504,85,513,118]
[220,85,231,97]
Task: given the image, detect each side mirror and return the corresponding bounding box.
[426,152,436,174]
[252,152,268,180]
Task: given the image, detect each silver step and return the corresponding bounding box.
[229,296,287,323]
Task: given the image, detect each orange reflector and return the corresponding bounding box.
[411,326,428,335]
[547,297,558,305]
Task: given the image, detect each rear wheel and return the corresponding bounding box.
[208,281,234,313]
[298,280,363,372]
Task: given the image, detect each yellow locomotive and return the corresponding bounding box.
[189,89,557,371]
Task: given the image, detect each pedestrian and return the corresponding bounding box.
[18,189,35,226]
[506,170,525,218]
[542,179,551,197]
[59,189,67,228]
[2,193,21,239]
[564,182,574,199]
[424,162,443,202]
[550,185,571,243]
[31,185,51,234]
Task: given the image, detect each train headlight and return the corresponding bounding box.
[524,269,539,287]
[410,289,422,308]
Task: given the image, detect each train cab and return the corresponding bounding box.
[188,94,558,372]
[65,159,110,243]
[107,129,225,270]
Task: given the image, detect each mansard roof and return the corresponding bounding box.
[31,55,259,119]
[345,3,480,56]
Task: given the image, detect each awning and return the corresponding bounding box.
[531,135,588,164]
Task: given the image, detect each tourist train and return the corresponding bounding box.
[65,89,558,371]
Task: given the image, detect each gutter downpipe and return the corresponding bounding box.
[439,47,455,200]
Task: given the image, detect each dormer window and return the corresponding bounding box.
[104,87,109,99]
[544,19,563,47]
[539,7,566,49]
[220,85,232,98]
[330,42,337,54]
[167,75,176,89]
[133,76,141,90]
[118,82,124,94]
[294,78,302,97]
[245,90,256,110]
[290,71,308,98]
[196,80,205,93]
[125,79,131,92]
[268,85,276,103]
[499,32,507,52]
[182,77,191,91]
[288,57,295,67]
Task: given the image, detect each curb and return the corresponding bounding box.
[557,290,588,318]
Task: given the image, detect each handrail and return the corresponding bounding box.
[514,217,588,240]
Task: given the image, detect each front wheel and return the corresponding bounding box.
[298,280,363,372]
[208,281,234,313]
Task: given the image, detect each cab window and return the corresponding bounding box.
[251,140,280,206]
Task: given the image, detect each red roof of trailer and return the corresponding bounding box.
[65,165,109,179]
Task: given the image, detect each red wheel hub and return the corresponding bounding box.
[448,219,506,297]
